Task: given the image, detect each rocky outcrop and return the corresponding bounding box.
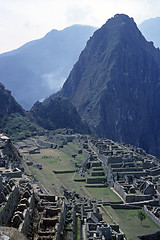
[0,83,24,118]
[58,14,160,158]
[29,96,89,134]
[0,81,89,138]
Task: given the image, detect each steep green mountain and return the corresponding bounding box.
[0,113,43,141]
[0,83,43,140]
[0,81,89,139]
[139,17,160,48]
[58,14,160,158]
[29,97,89,134]
[0,25,96,109]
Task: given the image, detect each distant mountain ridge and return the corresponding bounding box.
[57,14,160,158]
[0,25,96,110]
[139,17,160,48]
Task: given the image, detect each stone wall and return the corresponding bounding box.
[54,200,66,240]
[125,194,152,203]
[112,167,143,172]
[18,194,35,235]
[2,169,22,178]
[138,231,160,240]
[53,170,75,174]
[0,185,20,225]
[19,208,32,234]
[111,204,141,209]
[82,149,91,158]
[91,162,102,167]
[144,205,160,227]
[88,141,98,153]
[147,168,160,176]
[117,171,148,179]
[86,177,107,184]
[114,181,152,203]
[0,175,2,191]
[91,171,105,176]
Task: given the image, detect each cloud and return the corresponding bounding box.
[41,72,66,93]
[66,4,93,23]
[115,0,160,23]
[0,0,160,53]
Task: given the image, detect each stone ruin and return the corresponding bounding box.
[1,132,160,239]
[28,194,65,240]
[0,134,22,168]
[75,201,125,240]
[11,182,35,235]
[0,134,23,179]
[0,176,35,235]
[0,178,19,226]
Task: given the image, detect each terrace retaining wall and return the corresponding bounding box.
[144,205,160,227]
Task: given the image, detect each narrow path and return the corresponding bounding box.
[110,187,125,203]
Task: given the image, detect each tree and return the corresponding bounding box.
[138,211,146,224]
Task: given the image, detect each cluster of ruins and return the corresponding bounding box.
[75,201,125,239]
[1,132,160,239]
[89,137,160,229]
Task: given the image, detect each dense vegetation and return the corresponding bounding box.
[30,96,89,134]
[0,113,43,141]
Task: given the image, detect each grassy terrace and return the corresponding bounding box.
[67,141,81,149]
[20,137,160,239]
[104,206,159,240]
[63,143,86,162]
[21,140,121,202]
[84,186,121,202]
[23,148,76,195]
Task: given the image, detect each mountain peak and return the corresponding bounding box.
[44,29,59,38]
[97,13,142,44]
[59,14,160,158]
[107,13,134,24]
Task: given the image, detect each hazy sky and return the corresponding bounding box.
[0,0,160,53]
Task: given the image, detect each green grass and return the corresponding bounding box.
[21,144,122,202]
[23,148,76,194]
[104,207,160,240]
[85,187,121,202]
[74,173,85,180]
[26,148,75,170]
[0,113,43,141]
[68,141,80,149]
[64,143,87,162]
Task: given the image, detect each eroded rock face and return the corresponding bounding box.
[59,14,160,157]
[0,83,24,118]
